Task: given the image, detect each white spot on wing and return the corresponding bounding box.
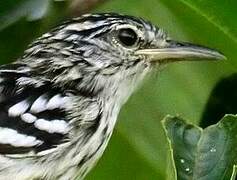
[21,113,37,123]
[34,119,69,134]
[0,127,42,147]
[51,120,70,134]
[46,94,68,110]
[12,135,42,147]
[8,100,30,117]
[30,94,48,113]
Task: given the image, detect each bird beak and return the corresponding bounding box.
[135,40,226,63]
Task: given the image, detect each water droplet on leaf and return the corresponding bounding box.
[180,159,185,163]
[210,147,216,152]
[185,167,190,172]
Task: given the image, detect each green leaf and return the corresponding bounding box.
[0,0,68,63]
[162,116,201,180]
[179,0,237,46]
[163,114,237,180]
[231,165,237,180]
[0,0,50,30]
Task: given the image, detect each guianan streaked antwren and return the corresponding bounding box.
[0,13,225,179]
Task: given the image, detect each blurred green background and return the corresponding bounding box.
[0,0,236,179]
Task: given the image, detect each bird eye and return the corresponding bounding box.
[117,28,138,47]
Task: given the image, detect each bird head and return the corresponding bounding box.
[22,13,225,104]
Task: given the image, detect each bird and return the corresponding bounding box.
[0,13,225,180]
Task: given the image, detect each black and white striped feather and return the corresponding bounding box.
[0,13,165,179]
[0,65,71,154]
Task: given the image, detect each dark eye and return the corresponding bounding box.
[117,28,138,47]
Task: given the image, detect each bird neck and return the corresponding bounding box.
[64,65,151,179]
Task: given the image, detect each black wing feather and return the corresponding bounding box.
[0,65,70,154]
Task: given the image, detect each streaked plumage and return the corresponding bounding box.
[0,13,224,179]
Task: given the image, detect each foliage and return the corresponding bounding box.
[0,0,68,63]
[163,115,237,180]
